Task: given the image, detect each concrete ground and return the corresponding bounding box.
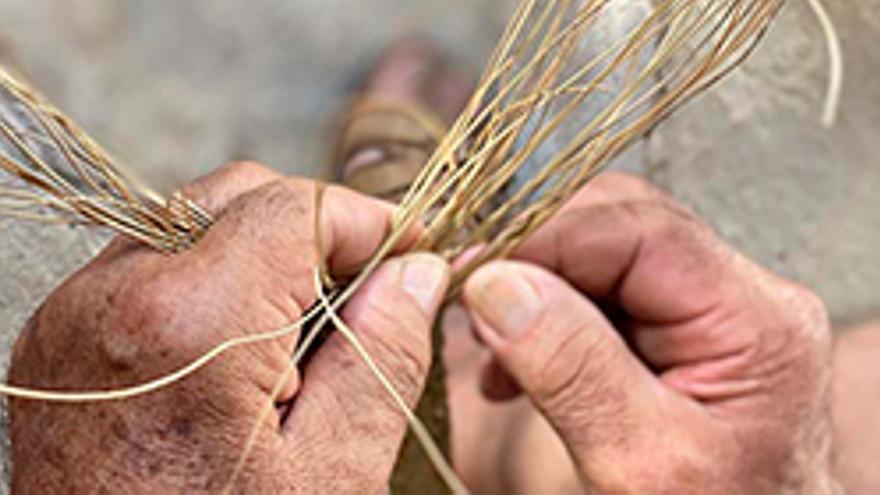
[0,0,877,488]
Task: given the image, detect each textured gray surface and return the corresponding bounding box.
[0,0,877,490]
[650,0,880,325]
[0,0,510,190]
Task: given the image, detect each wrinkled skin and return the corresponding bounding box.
[8,162,451,494]
[458,173,836,494]
[8,167,836,494]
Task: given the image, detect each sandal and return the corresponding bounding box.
[329,39,473,203]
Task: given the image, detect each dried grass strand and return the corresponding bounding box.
[806,0,842,127]
[0,303,322,402]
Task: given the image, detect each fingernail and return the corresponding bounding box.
[400,253,449,314]
[467,264,543,340]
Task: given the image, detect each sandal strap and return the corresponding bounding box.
[333,98,447,201]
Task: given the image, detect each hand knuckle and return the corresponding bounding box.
[642,201,709,238]
[792,284,829,323]
[96,270,184,366]
[594,171,660,196]
[220,160,274,180]
[782,282,831,350]
[531,321,621,417]
[376,336,428,403]
[126,273,178,326]
[249,179,312,218]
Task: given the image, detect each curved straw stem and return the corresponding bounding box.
[805,0,842,127]
[0,66,211,252]
[384,0,787,292]
[312,270,469,495]
[0,304,322,403]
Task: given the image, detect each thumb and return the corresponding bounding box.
[463,261,666,477]
[286,253,449,488]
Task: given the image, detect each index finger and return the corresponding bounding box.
[189,176,420,308]
[514,175,742,324]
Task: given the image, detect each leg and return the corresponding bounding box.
[834,321,880,494]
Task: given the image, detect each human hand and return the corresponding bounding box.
[462,173,835,494]
[8,162,450,494]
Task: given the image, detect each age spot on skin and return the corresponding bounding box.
[100,330,141,370]
[169,417,194,439]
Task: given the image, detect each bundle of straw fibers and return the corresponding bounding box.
[0,0,788,289]
[0,0,791,493]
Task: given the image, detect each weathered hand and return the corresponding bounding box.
[463,173,835,494]
[9,162,450,494]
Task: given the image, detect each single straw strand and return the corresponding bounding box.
[0,304,321,403]
[313,269,469,495]
[805,0,842,127]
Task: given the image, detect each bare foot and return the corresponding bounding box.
[360,38,472,124]
[335,38,472,188]
[444,306,584,495]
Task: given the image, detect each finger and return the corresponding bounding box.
[118,178,422,401]
[515,172,686,277]
[190,178,421,311]
[463,261,698,482]
[453,171,665,280]
[516,200,770,371]
[321,185,421,274]
[286,254,450,487]
[558,171,673,212]
[516,199,735,325]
